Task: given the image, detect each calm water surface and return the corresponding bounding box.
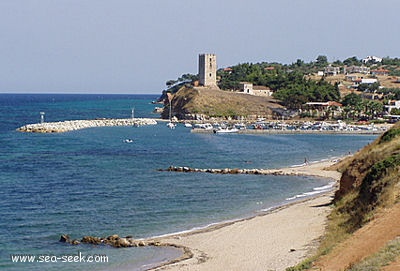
[0,94,377,270]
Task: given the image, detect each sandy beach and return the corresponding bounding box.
[151,159,343,271]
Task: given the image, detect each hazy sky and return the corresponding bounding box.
[1,0,399,94]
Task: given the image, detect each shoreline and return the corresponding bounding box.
[146,158,344,271]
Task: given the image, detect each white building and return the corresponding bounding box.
[362,56,382,64]
[324,66,340,76]
[253,85,273,96]
[239,82,254,94]
[385,100,400,114]
[361,78,378,85]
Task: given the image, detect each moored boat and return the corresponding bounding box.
[214,127,239,134]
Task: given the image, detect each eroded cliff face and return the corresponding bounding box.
[336,123,400,199]
[332,122,400,235]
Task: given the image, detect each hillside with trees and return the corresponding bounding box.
[161,56,400,122]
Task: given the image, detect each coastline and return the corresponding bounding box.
[147,158,343,271]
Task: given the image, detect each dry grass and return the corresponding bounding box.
[170,86,283,119]
[347,237,400,271]
[288,122,400,271]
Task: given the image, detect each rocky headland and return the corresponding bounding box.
[161,86,283,120]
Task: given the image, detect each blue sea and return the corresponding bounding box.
[0,94,377,271]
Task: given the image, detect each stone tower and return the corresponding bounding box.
[198,53,217,87]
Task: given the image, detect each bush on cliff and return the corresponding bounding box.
[322,122,400,251]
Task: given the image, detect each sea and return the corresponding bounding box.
[0,93,378,271]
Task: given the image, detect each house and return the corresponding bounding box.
[352,78,379,89]
[253,85,273,96]
[304,101,343,118]
[345,75,358,82]
[223,67,233,73]
[362,56,382,63]
[371,68,390,76]
[324,66,340,76]
[305,101,343,107]
[343,65,370,74]
[361,78,378,85]
[239,82,254,94]
[385,100,400,114]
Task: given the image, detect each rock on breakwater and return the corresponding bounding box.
[17,118,158,133]
[161,165,289,176]
[60,234,162,248]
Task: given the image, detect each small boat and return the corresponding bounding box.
[167,122,176,129]
[184,122,193,128]
[193,123,213,130]
[123,139,134,143]
[214,127,239,134]
[234,123,247,130]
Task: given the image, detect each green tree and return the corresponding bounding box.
[315,55,328,67]
[343,56,361,66]
[342,93,363,120]
[358,82,380,92]
[363,100,384,119]
[390,108,400,115]
[166,80,178,89]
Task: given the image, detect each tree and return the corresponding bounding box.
[342,93,363,107]
[390,108,400,115]
[315,55,328,67]
[342,93,363,120]
[343,56,361,66]
[358,82,380,93]
[363,100,384,119]
[166,80,177,88]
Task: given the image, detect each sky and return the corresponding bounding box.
[1,0,399,94]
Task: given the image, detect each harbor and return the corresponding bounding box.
[189,120,391,135]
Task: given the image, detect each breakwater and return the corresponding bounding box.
[161,165,288,176]
[17,118,157,133]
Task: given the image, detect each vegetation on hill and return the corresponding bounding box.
[161,56,400,120]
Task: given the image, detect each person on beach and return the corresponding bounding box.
[304,157,309,165]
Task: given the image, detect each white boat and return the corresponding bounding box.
[193,123,213,130]
[215,127,239,134]
[234,123,247,130]
[167,122,176,129]
[184,122,193,128]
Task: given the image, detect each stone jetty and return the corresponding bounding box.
[161,165,290,176]
[17,118,157,133]
[60,234,162,248]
